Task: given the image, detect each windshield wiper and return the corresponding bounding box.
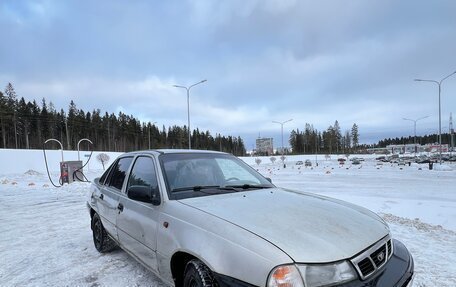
[172,185,251,194]
[224,184,272,190]
[172,185,222,192]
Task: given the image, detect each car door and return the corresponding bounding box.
[98,156,134,239]
[116,155,161,271]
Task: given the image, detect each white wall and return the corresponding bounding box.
[0,148,123,174]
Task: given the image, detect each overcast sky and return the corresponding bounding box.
[1,0,456,149]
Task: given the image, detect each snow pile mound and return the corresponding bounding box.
[24,170,42,176]
[381,213,456,286]
[433,164,453,171]
[381,213,454,235]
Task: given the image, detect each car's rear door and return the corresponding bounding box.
[116,155,161,271]
[98,156,134,239]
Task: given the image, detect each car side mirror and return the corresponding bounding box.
[128,185,161,206]
[266,177,272,183]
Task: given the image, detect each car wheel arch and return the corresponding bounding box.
[89,208,96,229]
[171,251,215,287]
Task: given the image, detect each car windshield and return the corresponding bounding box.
[159,153,274,199]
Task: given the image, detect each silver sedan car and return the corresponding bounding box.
[87,150,414,287]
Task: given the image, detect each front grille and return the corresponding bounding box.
[351,235,393,280]
[371,244,387,266]
[387,239,392,256]
[358,258,375,277]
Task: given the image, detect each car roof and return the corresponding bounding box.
[119,149,230,157]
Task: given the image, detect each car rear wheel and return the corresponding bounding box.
[91,213,116,253]
[183,259,216,287]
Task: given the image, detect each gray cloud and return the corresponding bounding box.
[1,0,455,149]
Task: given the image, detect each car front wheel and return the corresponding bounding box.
[183,259,217,287]
[91,213,116,253]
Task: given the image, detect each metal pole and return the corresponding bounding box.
[438,84,442,163]
[403,116,428,157]
[272,119,293,165]
[187,88,190,149]
[173,80,207,150]
[281,124,284,156]
[45,138,64,162]
[414,121,417,155]
[451,113,455,156]
[415,71,456,164]
[77,138,93,161]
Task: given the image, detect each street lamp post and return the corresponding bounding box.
[415,71,456,164]
[272,119,293,166]
[173,79,207,149]
[402,116,429,156]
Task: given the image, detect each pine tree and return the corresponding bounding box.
[0,91,6,148]
[344,130,351,152]
[351,123,359,151]
[333,120,341,154]
[5,83,18,148]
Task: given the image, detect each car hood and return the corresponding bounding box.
[179,188,389,263]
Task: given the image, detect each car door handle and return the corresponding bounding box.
[117,203,124,212]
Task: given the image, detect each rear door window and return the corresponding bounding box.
[108,157,133,191]
[99,163,114,185]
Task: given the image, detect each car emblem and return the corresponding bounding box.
[377,252,385,262]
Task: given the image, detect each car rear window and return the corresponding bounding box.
[108,157,133,191]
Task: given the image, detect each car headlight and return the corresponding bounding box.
[267,261,357,287]
[297,260,357,286]
[267,265,304,287]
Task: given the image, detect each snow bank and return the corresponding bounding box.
[1,150,456,286]
[433,163,454,171]
[1,166,455,286]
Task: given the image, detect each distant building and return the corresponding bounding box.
[367,143,450,154]
[385,143,449,154]
[256,137,273,155]
[425,144,449,153]
[366,147,389,154]
[386,144,421,154]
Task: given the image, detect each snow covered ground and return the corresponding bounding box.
[1,154,455,286]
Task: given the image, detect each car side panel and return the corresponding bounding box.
[96,184,120,239]
[117,193,160,271]
[155,201,293,287]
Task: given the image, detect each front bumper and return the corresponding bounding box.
[213,272,257,287]
[214,239,413,287]
[341,239,414,287]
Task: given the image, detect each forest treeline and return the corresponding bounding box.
[0,83,246,155]
[376,133,454,147]
[288,121,360,155]
[288,120,453,154]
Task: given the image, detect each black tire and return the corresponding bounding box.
[183,259,217,287]
[91,213,116,253]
